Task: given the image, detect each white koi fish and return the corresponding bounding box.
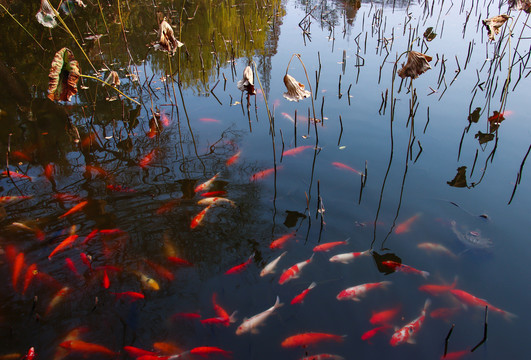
[236,296,283,335]
[260,251,287,277]
[194,173,219,193]
[390,299,431,346]
[197,197,235,207]
[336,281,391,301]
[329,250,371,264]
[279,254,314,285]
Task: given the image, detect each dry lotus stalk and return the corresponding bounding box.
[47,48,80,102]
[155,18,184,55]
[283,74,311,102]
[397,51,432,79]
[482,15,509,41]
[36,0,57,28]
[237,66,256,94]
[103,71,120,88]
[509,0,531,13]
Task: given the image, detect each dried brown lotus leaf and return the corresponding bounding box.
[36,0,57,28]
[283,74,311,102]
[482,14,509,41]
[155,19,184,55]
[104,71,120,88]
[509,0,531,13]
[397,51,432,79]
[47,48,80,102]
[237,66,256,94]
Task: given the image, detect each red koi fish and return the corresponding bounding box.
[123,346,157,358]
[11,150,31,162]
[190,204,213,229]
[450,289,516,319]
[281,332,345,348]
[189,347,231,358]
[59,201,88,218]
[85,165,108,177]
[270,232,295,249]
[52,193,83,202]
[44,163,55,182]
[250,166,282,181]
[145,260,174,281]
[112,292,145,301]
[394,213,421,234]
[194,173,220,193]
[23,347,36,360]
[281,112,295,123]
[361,324,392,342]
[80,253,92,270]
[440,349,470,359]
[382,261,430,279]
[225,255,253,275]
[279,254,314,285]
[201,190,227,197]
[139,150,156,168]
[199,118,221,123]
[153,342,182,355]
[331,161,363,176]
[65,258,80,277]
[22,263,38,295]
[336,281,391,301]
[0,195,32,204]
[291,282,316,305]
[102,270,110,289]
[200,316,232,326]
[48,235,79,260]
[1,170,32,181]
[156,199,181,215]
[171,312,201,321]
[59,340,116,357]
[313,239,349,252]
[12,252,25,291]
[226,151,241,166]
[167,256,193,267]
[390,299,430,346]
[299,355,345,360]
[282,145,314,157]
[430,307,461,320]
[81,229,99,245]
[370,305,401,325]
[419,278,457,296]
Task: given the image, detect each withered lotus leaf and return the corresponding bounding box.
[237,66,255,94]
[47,48,80,102]
[154,19,183,55]
[482,15,509,41]
[509,0,531,13]
[36,0,57,28]
[104,71,120,88]
[397,51,432,79]
[283,74,311,102]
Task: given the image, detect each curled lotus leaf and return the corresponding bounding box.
[36,0,57,28]
[237,66,256,94]
[482,15,509,41]
[398,51,432,79]
[509,0,531,13]
[283,74,311,102]
[154,19,183,55]
[47,48,80,102]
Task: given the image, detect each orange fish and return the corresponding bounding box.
[291,282,316,305]
[113,292,145,302]
[250,166,282,181]
[282,145,314,157]
[270,232,295,249]
[48,235,79,260]
[226,151,241,166]
[225,255,253,275]
[171,312,201,321]
[313,239,349,252]
[201,190,227,197]
[123,346,157,358]
[0,195,32,204]
[156,199,181,215]
[64,258,80,277]
[331,161,363,176]
[11,150,31,162]
[279,255,314,285]
[1,170,32,181]
[212,292,230,320]
[370,306,401,325]
[46,286,70,316]
[450,289,516,319]
[194,173,220,193]
[102,270,110,289]
[85,165,108,177]
[189,347,231,358]
[430,307,461,320]
[22,263,38,294]
[394,213,421,234]
[81,229,99,245]
[59,340,116,357]
[145,260,175,281]
[12,252,25,291]
[59,201,88,218]
[440,349,470,359]
[139,150,156,168]
[52,193,83,202]
[190,204,213,229]
[281,332,345,348]
[199,118,221,123]
[361,324,392,342]
[167,256,193,267]
[160,112,170,127]
[153,342,182,355]
[80,253,92,270]
[419,278,457,296]
[382,261,429,278]
[44,163,55,181]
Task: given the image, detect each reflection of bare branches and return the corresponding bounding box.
[508,142,531,204]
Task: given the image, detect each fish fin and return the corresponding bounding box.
[503,311,518,321]
[421,271,430,279]
[308,282,317,290]
[353,297,361,302]
[308,253,315,262]
[251,327,260,334]
[424,298,431,311]
[344,237,351,245]
[451,275,458,288]
[273,296,284,309]
[407,337,416,344]
[380,281,392,289]
[229,311,238,323]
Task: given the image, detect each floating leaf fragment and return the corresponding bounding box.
[154,18,183,55]
[447,166,468,188]
[467,107,481,124]
[475,131,494,145]
[398,51,432,79]
[423,27,437,41]
[482,15,509,41]
[47,48,80,102]
[36,0,57,28]
[283,74,311,101]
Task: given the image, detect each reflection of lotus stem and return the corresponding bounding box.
[252,61,272,125]
[80,74,141,105]
[0,4,44,51]
[50,6,97,73]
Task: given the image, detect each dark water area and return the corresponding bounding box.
[1,0,531,359]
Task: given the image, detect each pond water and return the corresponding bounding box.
[1,0,531,359]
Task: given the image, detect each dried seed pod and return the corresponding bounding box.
[237,66,255,94]
[282,74,311,102]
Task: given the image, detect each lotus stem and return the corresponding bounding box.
[80,74,141,105]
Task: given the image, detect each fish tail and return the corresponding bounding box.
[502,310,518,321]
[380,281,392,289]
[451,275,458,288]
[229,311,238,323]
[308,282,317,290]
[273,296,284,309]
[421,271,430,279]
[423,298,432,312]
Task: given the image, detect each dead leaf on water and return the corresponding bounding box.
[475,131,494,145]
[47,48,80,102]
[447,166,468,188]
[398,51,432,79]
[283,74,311,102]
[153,18,184,55]
[36,0,57,28]
[423,27,437,42]
[482,15,509,41]
[509,0,531,13]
